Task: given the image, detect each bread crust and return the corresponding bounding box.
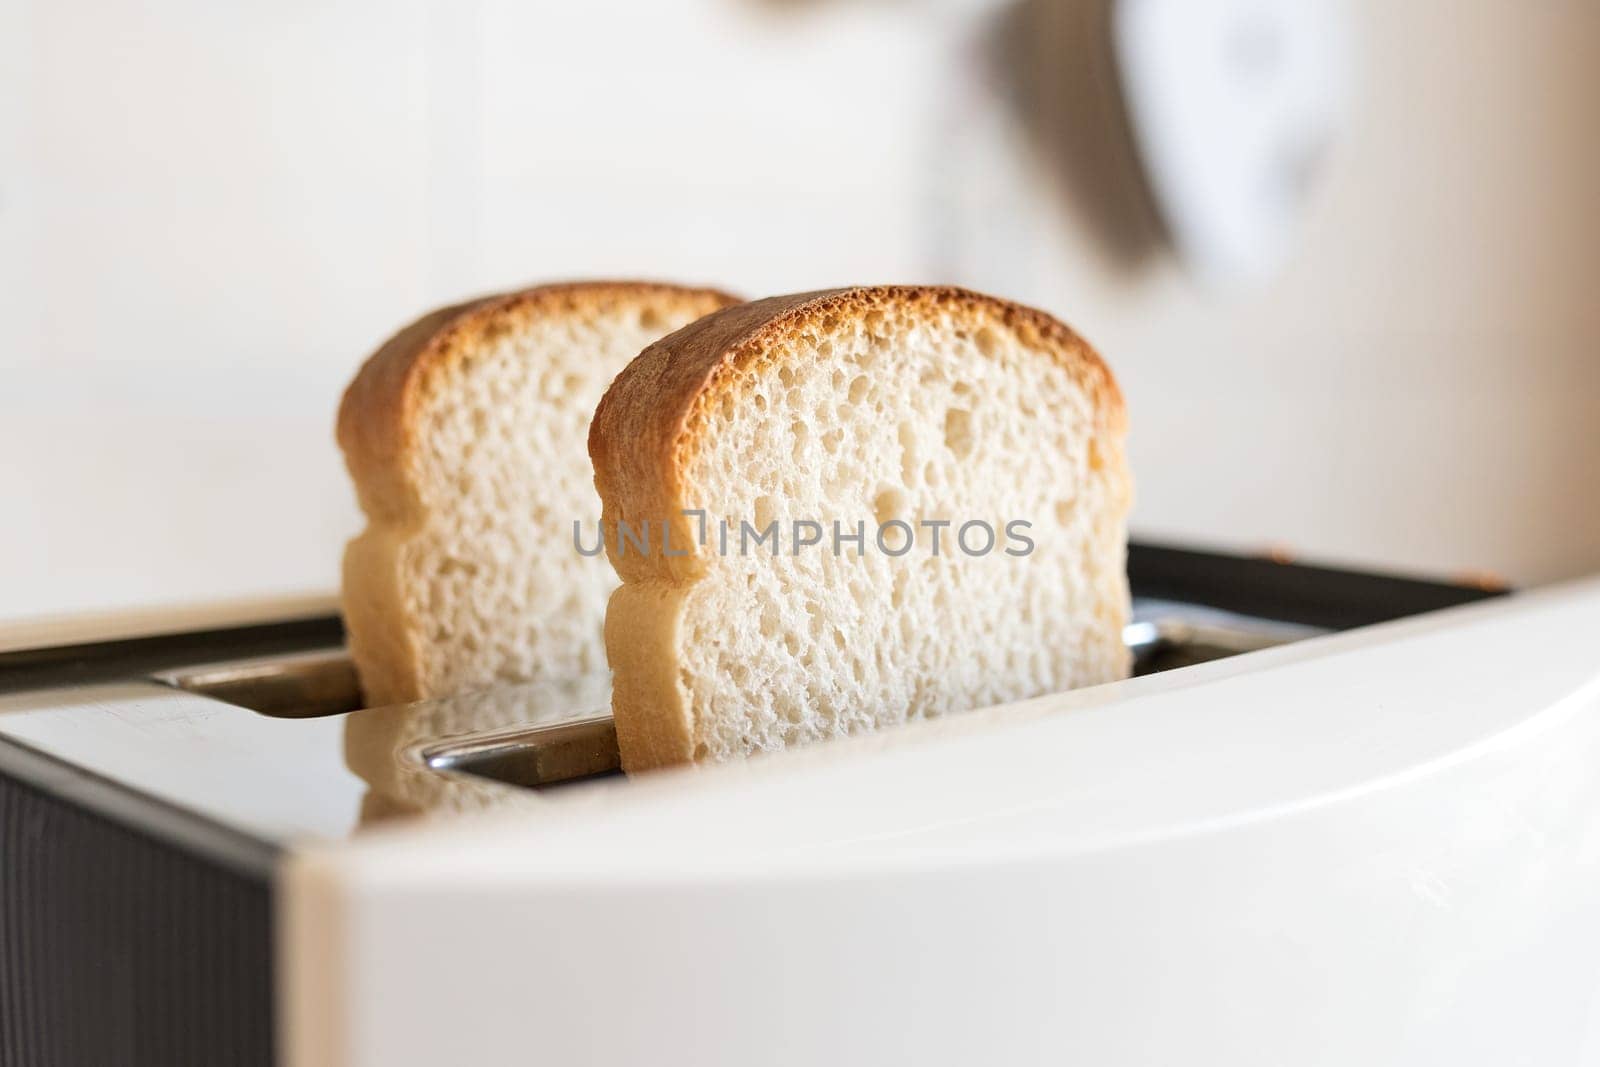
[589,285,1129,769]
[338,280,738,707]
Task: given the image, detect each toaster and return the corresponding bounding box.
[3,543,1597,1066]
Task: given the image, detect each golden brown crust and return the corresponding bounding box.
[603,580,693,769]
[591,286,1125,580]
[336,280,738,707]
[588,285,1128,770]
[337,281,739,519]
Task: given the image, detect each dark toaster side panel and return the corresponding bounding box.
[0,768,273,1067]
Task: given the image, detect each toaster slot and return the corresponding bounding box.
[1127,617,1311,675]
[419,714,622,791]
[412,613,1314,792]
[148,605,1321,796]
[156,651,362,718]
[156,610,1314,723]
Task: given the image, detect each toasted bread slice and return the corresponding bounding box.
[590,286,1131,771]
[337,281,737,707]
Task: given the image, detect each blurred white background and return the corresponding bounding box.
[2,0,1598,623]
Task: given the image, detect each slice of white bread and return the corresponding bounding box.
[337,281,737,708]
[589,285,1131,771]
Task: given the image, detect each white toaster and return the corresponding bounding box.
[2,544,1595,1066]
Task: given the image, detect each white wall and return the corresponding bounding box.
[0,0,940,621]
[2,0,1597,624]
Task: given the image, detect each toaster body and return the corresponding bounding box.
[3,545,1596,1066]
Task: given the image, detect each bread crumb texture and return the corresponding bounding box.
[338,282,735,707]
[595,286,1132,769]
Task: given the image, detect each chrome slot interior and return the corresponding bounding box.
[420,613,1317,792]
[156,609,1318,791]
[1125,616,1311,676]
[420,714,623,791]
[156,650,362,719]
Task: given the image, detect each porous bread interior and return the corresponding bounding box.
[347,298,713,704]
[676,301,1130,761]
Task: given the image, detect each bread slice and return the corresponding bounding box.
[590,285,1131,771]
[337,281,737,707]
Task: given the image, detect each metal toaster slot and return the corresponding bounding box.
[156,614,1310,722]
[152,611,1316,793]
[1126,617,1306,675]
[420,715,623,791]
[416,616,1313,791]
[156,650,362,718]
